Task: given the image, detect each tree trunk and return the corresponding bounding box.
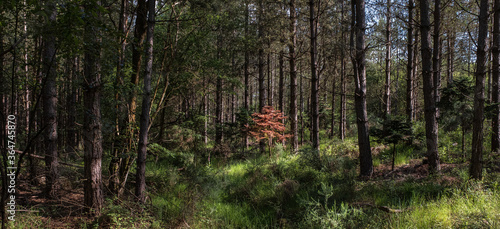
[492,0,500,152]
[433,0,441,117]
[384,0,392,118]
[470,0,489,179]
[244,1,250,148]
[310,0,320,151]
[110,0,128,196]
[406,0,414,123]
[129,0,148,146]
[42,0,59,199]
[279,50,284,112]
[136,0,155,203]
[83,1,104,214]
[339,3,346,141]
[258,0,266,152]
[420,0,440,173]
[353,0,373,177]
[289,0,298,151]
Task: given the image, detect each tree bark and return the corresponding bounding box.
[432,0,441,117]
[289,0,298,151]
[129,0,148,145]
[110,0,128,196]
[83,1,104,214]
[353,0,373,177]
[42,0,59,199]
[310,0,320,151]
[492,0,500,152]
[470,0,489,179]
[406,0,414,123]
[420,0,440,173]
[384,0,392,118]
[136,0,155,203]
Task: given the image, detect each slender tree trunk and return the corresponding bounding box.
[384,0,392,118]
[244,1,250,148]
[258,0,266,152]
[492,0,500,152]
[279,50,284,112]
[215,31,223,145]
[447,30,455,84]
[42,0,59,198]
[310,0,320,151]
[470,0,489,179]
[353,0,373,177]
[136,0,155,203]
[289,0,298,151]
[83,1,104,214]
[339,2,346,141]
[110,0,128,196]
[420,0,440,173]
[406,0,414,123]
[129,0,148,147]
[433,0,441,117]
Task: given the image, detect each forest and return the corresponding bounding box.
[1,0,500,228]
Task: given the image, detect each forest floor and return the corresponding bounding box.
[7,138,500,228]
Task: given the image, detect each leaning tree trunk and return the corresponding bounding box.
[83,1,104,215]
[491,0,500,152]
[353,0,373,177]
[420,0,440,173]
[136,0,155,204]
[42,0,59,199]
[470,0,489,179]
[289,0,298,152]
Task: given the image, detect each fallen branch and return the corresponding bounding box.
[15,150,83,169]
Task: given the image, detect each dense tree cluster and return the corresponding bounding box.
[0,0,498,220]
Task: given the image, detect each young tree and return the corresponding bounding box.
[136,0,155,204]
[470,0,489,179]
[353,0,373,177]
[420,0,440,173]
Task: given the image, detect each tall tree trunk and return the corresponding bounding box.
[406,0,414,123]
[129,0,148,147]
[42,0,59,199]
[268,53,273,107]
[136,0,155,203]
[447,30,455,84]
[279,50,284,112]
[110,0,128,196]
[309,0,320,151]
[470,0,489,179]
[384,0,392,118]
[215,31,223,145]
[353,0,373,177]
[83,1,104,214]
[433,0,441,117]
[258,0,266,152]
[289,0,298,151]
[420,0,440,173]
[244,1,249,148]
[492,0,500,152]
[339,1,347,141]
